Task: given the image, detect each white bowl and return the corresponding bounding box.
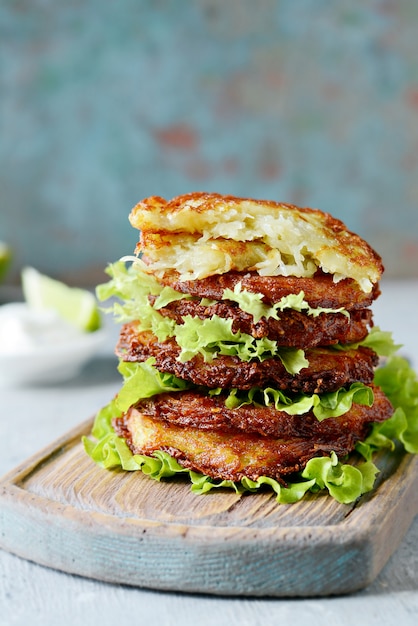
[0,303,107,386]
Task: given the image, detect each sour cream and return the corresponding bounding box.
[0,302,105,386]
[0,302,84,355]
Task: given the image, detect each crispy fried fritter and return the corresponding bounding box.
[157,270,380,310]
[132,384,392,439]
[112,408,377,482]
[151,296,373,348]
[116,326,379,393]
[129,192,383,291]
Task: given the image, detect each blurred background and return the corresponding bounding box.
[1,0,418,288]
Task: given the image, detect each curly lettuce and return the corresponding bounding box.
[222,282,349,322]
[102,357,374,421]
[224,382,374,421]
[356,356,418,458]
[173,314,308,373]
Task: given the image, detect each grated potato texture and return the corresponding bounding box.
[131,193,383,292]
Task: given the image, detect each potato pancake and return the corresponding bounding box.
[116,326,379,394]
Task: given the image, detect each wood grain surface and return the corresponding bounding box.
[1,418,418,598]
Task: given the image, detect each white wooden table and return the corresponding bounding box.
[1,280,417,626]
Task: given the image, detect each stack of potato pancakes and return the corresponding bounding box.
[106,192,393,487]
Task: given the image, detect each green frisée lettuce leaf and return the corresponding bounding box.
[97,260,395,376]
[360,327,402,356]
[222,283,349,323]
[174,315,308,373]
[96,259,162,322]
[112,358,373,422]
[357,356,418,457]
[301,452,379,504]
[82,398,141,471]
[337,326,402,357]
[115,359,189,412]
[108,358,372,422]
[96,260,176,341]
[224,382,374,421]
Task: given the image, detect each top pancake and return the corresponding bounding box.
[129,192,383,292]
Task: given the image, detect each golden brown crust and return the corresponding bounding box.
[157,270,381,310]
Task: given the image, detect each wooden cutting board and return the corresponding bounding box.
[1,418,418,598]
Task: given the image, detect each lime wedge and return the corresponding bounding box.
[0,241,12,282]
[21,266,101,332]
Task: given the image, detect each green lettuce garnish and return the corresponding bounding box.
[96,259,163,323]
[360,327,402,356]
[356,356,418,457]
[96,261,395,377]
[174,314,308,373]
[224,382,374,421]
[223,282,349,322]
[115,359,189,412]
[301,452,379,504]
[98,356,375,424]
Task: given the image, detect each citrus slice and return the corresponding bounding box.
[0,241,12,282]
[21,266,101,332]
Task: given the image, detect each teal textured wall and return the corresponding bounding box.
[1,0,418,284]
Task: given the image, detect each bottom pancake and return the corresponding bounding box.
[113,390,392,483]
[151,297,373,348]
[131,384,392,439]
